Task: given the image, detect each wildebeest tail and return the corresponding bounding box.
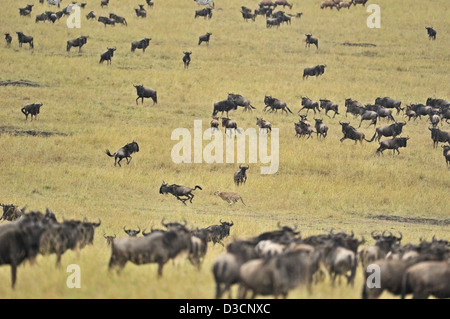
[105,149,115,157]
[194,185,202,191]
[368,131,377,142]
[21,107,27,115]
[286,106,293,114]
[400,271,410,299]
[240,197,246,206]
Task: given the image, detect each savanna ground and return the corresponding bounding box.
[0,0,448,299]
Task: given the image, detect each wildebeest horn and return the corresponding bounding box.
[123,226,127,231]
[93,218,101,227]
[230,220,234,226]
[396,232,402,241]
[371,230,380,239]
[161,217,167,227]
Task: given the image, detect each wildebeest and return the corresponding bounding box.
[352,0,369,5]
[135,5,147,18]
[206,220,234,246]
[16,32,34,48]
[321,1,337,9]
[21,103,43,121]
[108,224,193,276]
[358,108,378,128]
[86,11,96,19]
[198,32,212,45]
[98,16,115,27]
[234,165,249,186]
[299,97,320,115]
[319,99,339,118]
[212,97,237,117]
[266,16,282,28]
[241,10,256,22]
[123,226,141,237]
[369,122,406,142]
[0,204,24,221]
[100,0,109,8]
[294,121,314,139]
[375,97,402,115]
[359,231,403,269]
[5,33,12,46]
[442,145,450,167]
[182,51,192,68]
[195,7,212,19]
[131,38,151,52]
[134,84,157,105]
[256,117,272,134]
[303,65,326,80]
[228,93,255,112]
[109,13,127,26]
[146,0,154,8]
[275,0,293,9]
[429,113,441,128]
[105,141,139,167]
[339,121,371,144]
[211,116,220,131]
[425,27,437,40]
[99,47,116,65]
[410,103,432,119]
[35,13,49,23]
[305,34,318,49]
[103,233,116,245]
[19,5,34,16]
[67,36,88,52]
[345,98,364,117]
[428,127,450,148]
[376,137,409,156]
[401,261,450,299]
[314,118,328,138]
[0,216,46,288]
[221,117,238,136]
[159,182,202,205]
[264,95,293,114]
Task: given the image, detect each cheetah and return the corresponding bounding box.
[214,191,246,206]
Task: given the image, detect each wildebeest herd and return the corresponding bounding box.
[1,0,448,299]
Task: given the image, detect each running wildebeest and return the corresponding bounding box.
[234,165,249,186]
[135,5,147,18]
[98,16,115,27]
[99,47,116,65]
[228,93,255,112]
[100,0,109,8]
[256,117,272,134]
[314,118,328,138]
[211,116,220,131]
[109,13,127,26]
[67,36,88,52]
[319,99,339,118]
[16,32,33,48]
[425,27,437,40]
[221,117,238,136]
[358,108,378,128]
[183,51,192,68]
[305,34,318,49]
[339,121,371,144]
[303,65,326,80]
[35,13,49,23]
[131,38,151,52]
[275,0,293,9]
[103,233,116,245]
[264,96,293,114]
[369,122,407,142]
[375,97,403,115]
[86,11,96,19]
[376,137,409,156]
[19,5,34,16]
[159,181,202,205]
[198,32,212,46]
[105,141,139,167]
[21,103,43,121]
[212,97,238,117]
[352,0,369,5]
[5,33,12,46]
[299,97,320,115]
[134,84,157,105]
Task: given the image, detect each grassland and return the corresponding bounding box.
[0,0,448,299]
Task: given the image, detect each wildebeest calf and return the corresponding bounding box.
[21,103,43,121]
[183,51,192,68]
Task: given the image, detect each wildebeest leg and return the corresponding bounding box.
[126,156,132,164]
[157,262,164,277]
[10,263,17,288]
[116,157,123,167]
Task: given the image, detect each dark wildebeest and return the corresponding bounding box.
[442,145,450,167]
[21,103,43,121]
[369,122,406,142]
[100,0,109,7]
[103,233,116,245]
[305,34,318,49]
[123,226,141,237]
[159,182,202,205]
[0,204,24,222]
[405,105,417,121]
[67,36,88,52]
[275,0,293,9]
[234,165,249,186]
[19,5,34,16]
[198,32,212,45]
[410,104,433,119]
[401,261,450,299]
[358,108,378,128]
[16,32,34,48]
[321,1,337,9]
[425,27,437,40]
[221,117,238,136]
[86,11,96,19]
[256,117,272,134]
[319,99,339,118]
[228,93,255,112]
[105,141,139,167]
[134,84,157,105]
[294,121,314,139]
[109,13,127,26]
[182,51,192,68]
[345,98,364,118]
[314,118,328,138]
[108,224,192,276]
[428,127,450,148]
[266,16,282,28]
[135,6,147,18]
[99,47,116,65]
[5,33,12,46]
[299,97,320,115]
[264,95,293,114]
[241,10,256,22]
[375,97,402,115]
[35,13,49,23]
[339,121,371,144]
[0,217,46,288]
[195,7,212,19]
[98,16,116,27]
[131,38,151,52]
[376,137,409,156]
[212,97,237,117]
[206,220,234,246]
[352,0,369,5]
[146,0,154,8]
[211,116,220,131]
[303,65,326,80]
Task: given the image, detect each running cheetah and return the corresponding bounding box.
[214,191,246,206]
